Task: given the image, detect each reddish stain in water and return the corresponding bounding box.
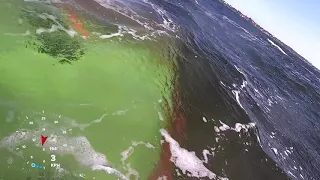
[149,142,173,180]
[149,84,186,180]
[66,10,89,37]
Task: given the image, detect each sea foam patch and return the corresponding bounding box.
[214,120,256,133]
[160,129,228,180]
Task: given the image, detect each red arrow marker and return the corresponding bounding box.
[41,135,48,146]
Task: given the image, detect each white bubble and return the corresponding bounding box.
[7,157,13,164]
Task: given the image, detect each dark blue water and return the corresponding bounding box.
[128,0,320,179]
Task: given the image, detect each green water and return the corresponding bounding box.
[0,1,174,179]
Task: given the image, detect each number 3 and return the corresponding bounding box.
[51,155,56,162]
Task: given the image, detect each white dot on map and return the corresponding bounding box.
[63,144,67,147]
[41,117,46,120]
[29,121,33,125]
[42,128,46,131]
[62,131,66,134]
[32,138,36,142]
[43,160,46,163]
[30,156,33,159]
[22,145,26,149]
[54,121,59,124]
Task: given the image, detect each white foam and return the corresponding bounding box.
[120,141,155,179]
[93,25,153,41]
[141,0,177,32]
[94,0,177,33]
[112,109,129,115]
[240,80,248,89]
[5,30,31,36]
[232,90,243,109]
[202,117,208,122]
[157,176,168,180]
[287,171,297,178]
[271,147,278,155]
[158,111,164,121]
[220,81,227,87]
[160,129,228,180]
[214,121,256,133]
[233,123,255,132]
[218,121,230,131]
[284,150,290,156]
[202,149,213,164]
[78,113,108,130]
[230,67,249,111]
[234,65,246,77]
[7,157,13,165]
[32,13,78,37]
[93,31,123,39]
[267,39,287,55]
[121,146,134,162]
[91,165,128,180]
[214,126,220,133]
